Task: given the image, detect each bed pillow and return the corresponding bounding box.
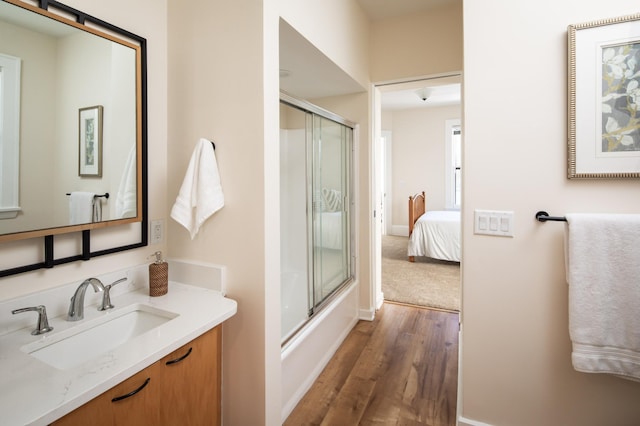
[322,188,342,212]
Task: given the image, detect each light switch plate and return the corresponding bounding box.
[474,210,514,237]
[150,219,163,244]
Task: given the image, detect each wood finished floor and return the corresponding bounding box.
[284,302,459,426]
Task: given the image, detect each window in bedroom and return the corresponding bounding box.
[445,119,461,210]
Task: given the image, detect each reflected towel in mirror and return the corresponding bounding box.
[116,144,137,218]
[69,192,96,225]
[170,138,224,239]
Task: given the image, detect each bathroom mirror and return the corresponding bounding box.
[0,0,147,276]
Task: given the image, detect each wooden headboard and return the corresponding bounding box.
[408,191,426,236]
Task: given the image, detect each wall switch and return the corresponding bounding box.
[474,210,514,237]
[150,219,163,244]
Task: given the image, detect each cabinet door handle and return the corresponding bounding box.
[111,377,151,402]
[165,347,193,365]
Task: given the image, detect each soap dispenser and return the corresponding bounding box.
[149,251,168,297]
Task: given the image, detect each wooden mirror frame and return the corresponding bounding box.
[0,0,148,277]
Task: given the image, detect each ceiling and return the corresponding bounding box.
[279,0,461,111]
[378,76,461,110]
[279,21,364,101]
[357,0,456,21]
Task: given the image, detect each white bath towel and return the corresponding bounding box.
[170,138,224,239]
[116,144,137,218]
[565,213,640,381]
[69,192,96,225]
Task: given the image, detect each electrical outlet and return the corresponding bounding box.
[150,219,163,244]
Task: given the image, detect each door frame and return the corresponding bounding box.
[369,72,463,311]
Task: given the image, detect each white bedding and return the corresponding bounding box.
[408,210,461,262]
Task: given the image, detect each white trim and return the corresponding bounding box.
[375,70,463,88]
[0,53,21,217]
[0,207,21,219]
[445,119,461,210]
[376,291,384,309]
[382,130,393,235]
[359,307,375,321]
[458,417,494,426]
[370,86,383,314]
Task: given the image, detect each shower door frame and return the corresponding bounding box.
[280,92,356,344]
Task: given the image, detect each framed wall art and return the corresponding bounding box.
[568,13,640,178]
[78,105,103,177]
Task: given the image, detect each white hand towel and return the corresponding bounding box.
[170,138,224,239]
[116,144,137,218]
[92,198,102,222]
[69,192,95,225]
[565,213,640,381]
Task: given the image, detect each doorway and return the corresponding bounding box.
[372,74,462,311]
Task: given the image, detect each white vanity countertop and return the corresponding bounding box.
[0,282,237,426]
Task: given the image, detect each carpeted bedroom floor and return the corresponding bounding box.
[382,235,461,311]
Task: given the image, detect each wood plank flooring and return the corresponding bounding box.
[284,302,459,426]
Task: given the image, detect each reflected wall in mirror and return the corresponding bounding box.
[0,0,142,240]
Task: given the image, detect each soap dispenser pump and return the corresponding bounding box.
[149,251,168,297]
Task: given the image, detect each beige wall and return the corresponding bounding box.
[388,105,461,231]
[279,0,370,88]
[168,0,370,424]
[370,1,463,83]
[462,0,640,424]
[167,1,269,424]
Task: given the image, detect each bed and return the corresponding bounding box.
[407,191,461,262]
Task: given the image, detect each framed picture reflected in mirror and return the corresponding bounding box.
[79,105,103,177]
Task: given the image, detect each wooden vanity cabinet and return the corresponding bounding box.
[158,324,221,424]
[53,326,221,426]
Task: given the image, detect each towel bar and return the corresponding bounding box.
[535,211,567,222]
[66,193,109,199]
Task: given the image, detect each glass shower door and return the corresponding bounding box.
[311,115,351,310]
[280,104,311,342]
[280,97,354,344]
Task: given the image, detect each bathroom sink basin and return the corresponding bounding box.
[22,304,178,370]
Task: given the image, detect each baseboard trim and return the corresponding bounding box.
[458,416,494,426]
[359,307,375,321]
[389,225,409,237]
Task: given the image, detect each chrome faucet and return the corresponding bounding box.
[68,278,105,321]
[12,305,54,335]
[99,277,127,311]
